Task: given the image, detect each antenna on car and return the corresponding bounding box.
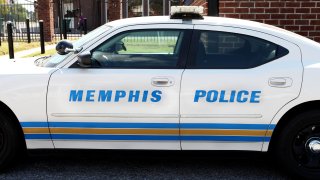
[170,6,204,20]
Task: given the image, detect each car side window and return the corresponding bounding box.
[192,31,289,69]
[89,30,185,69]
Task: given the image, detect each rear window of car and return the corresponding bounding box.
[191,31,289,69]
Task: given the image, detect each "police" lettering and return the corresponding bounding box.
[194,90,261,103]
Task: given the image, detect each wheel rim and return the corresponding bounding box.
[293,124,320,169]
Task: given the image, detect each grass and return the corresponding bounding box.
[120,40,177,54]
[22,48,56,58]
[0,41,55,56]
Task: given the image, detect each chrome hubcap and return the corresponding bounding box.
[293,125,320,169]
[308,139,320,154]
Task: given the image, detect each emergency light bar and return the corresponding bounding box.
[170,6,204,20]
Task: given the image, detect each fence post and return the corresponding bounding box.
[63,19,67,39]
[26,19,31,43]
[143,0,148,16]
[84,18,87,35]
[7,21,14,59]
[39,20,45,54]
[0,18,2,46]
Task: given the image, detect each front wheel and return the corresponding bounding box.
[0,113,22,170]
[274,111,320,179]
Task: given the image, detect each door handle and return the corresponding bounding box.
[151,77,174,87]
[269,77,292,88]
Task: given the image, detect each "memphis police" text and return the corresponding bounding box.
[69,89,261,103]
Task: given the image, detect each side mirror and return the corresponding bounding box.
[56,40,74,55]
[77,52,92,68]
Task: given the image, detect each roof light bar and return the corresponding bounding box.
[170,6,204,20]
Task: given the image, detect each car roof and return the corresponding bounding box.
[107,16,288,33]
[106,16,320,48]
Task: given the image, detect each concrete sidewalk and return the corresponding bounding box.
[0,44,56,60]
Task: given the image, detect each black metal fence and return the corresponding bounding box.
[0,0,196,43]
[0,2,39,42]
[53,0,83,41]
[52,0,182,41]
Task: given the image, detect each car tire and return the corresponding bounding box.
[274,111,320,179]
[0,113,22,170]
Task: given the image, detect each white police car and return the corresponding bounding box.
[0,6,319,179]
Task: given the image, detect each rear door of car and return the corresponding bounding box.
[180,25,303,150]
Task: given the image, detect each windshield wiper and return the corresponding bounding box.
[34,56,52,66]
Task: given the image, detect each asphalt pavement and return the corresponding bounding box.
[0,150,291,180]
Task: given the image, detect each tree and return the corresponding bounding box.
[0,1,31,22]
[0,0,10,17]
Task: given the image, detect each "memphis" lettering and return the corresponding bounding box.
[69,90,162,103]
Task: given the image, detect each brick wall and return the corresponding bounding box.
[108,0,121,22]
[219,0,320,42]
[37,0,54,42]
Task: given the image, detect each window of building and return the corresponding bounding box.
[128,0,143,17]
[149,0,163,16]
[191,31,289,69]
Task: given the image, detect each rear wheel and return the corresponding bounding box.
[275,111,320,179]
[0,113,22,170]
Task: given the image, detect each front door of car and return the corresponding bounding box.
[180,25,303,150]
[47,24,192,149]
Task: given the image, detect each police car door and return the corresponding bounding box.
[180,25,303,150]
[47,24,192,149]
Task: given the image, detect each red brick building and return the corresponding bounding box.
[37,0,54,42]
[50,0,179,39]
[199,0,320,42]
[38,0,320,42]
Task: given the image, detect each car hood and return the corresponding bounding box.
[0,57,55,75]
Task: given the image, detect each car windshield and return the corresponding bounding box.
[40,25,112,68]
